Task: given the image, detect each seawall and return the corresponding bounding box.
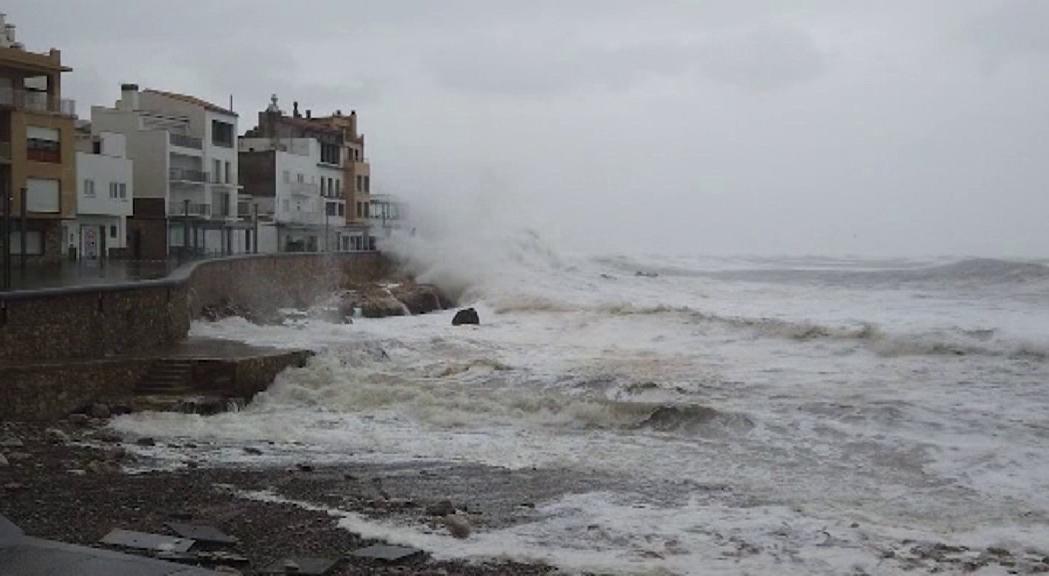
[0,252,387,367]
[0,253,388,419]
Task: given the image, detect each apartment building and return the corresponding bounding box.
[368,193,406,242]
[309,110,372,246]
[0,14,77,264]
[239,96,369,253]
[74,125,132,260]
[92,84,249,259]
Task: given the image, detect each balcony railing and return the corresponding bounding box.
[169,201,211,217]
[288,181,318,197]
[0,87,75,116]
[169,167,208,183]
[169,133,202,150]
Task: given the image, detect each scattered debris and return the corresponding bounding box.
[350,544,425,563]
[100,528,195,553]
[260,556,339,575]
[166,522,239,546]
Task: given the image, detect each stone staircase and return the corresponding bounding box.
[134,359,227,414]
[136,359,195,396]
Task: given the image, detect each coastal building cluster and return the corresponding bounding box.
[0,15,402,265]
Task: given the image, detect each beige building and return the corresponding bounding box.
[0,15,77,264]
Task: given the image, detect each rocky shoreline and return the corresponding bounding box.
[0,420,554,575]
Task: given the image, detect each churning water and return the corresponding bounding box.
[112,236,1049,574]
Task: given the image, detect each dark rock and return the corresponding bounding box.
[0,435,23,448]
[90,403,111,419]
[68,413,91,426]
[296,463,315,472]
[452,308,480,326]
[426,499,455,516]
[390,283,445,315]
[0,453,8,467]
[635,271,659,278]
[45,428,70,444]
[135,437,156,447]
[243,447,263,455]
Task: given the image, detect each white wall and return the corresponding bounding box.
[76,151,133,218]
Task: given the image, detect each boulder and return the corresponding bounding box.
[90,403,111,419]
[452,308,480,326]
[442,514,472,539]
[425,499,456,517]
[68,413,90,426]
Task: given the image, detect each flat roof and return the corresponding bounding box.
[0,46,71,74]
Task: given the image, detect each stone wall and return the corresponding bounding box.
[0,358,152,420]
[0,252,388,367]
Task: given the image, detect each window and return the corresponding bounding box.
[356,175,362,192]
[109,182,119,199]
[335,179,340,196]
[27,126,61,163]
[328,178,334,196]
[109,225,117,238]
[83,179,95,198]
[297,173,304,183]
[213,159,222,183]
[363,203,369,218]
[282,170,290,183]
[320,142,339,165]
[26,178,60,213]
[326,202,336,216]
[8,230,42,255]
[116,183,127,200]
[337,203,344,216]
[364,176,370,193]
[356,202,362,218]
[320,179,326,196]
[211,120,234,148]
[225,161,231,184]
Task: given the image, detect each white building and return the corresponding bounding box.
[367,193,407,242]
[91,83,249,259]
[240,136,365,253]
[74,128,132,260]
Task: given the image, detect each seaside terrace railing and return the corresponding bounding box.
[169,133,202,150]
[169,167,208,183]
[169,201,211,217]
[0,87,75,116]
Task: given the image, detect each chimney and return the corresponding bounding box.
[293,101,300,118]
[306,109,311,119]
[3,23,15,48]
[335,109,342,117]
[119,83,139,111]
[349,110,357,137]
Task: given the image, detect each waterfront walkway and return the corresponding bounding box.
[1,259,183,291]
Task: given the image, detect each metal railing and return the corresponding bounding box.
[169,167,208,182]
[0,87,75,116]
[168,201,211,217]
[169,133,202,150]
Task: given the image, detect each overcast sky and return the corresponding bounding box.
[9,1,1048,258]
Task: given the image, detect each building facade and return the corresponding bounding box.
[0,14,77,264]
[239,96,369,253]
[91,84,249,259]
[74,127,132,260]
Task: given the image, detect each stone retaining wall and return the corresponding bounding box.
[0,252,387,367]
[0,359,153,420]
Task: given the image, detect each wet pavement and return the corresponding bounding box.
[1,259,185,291]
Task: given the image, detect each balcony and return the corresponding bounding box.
[0,87,75,116]
[168,201,211,217]
[169,167,208,183]
[169,133,202,150]
[288,181,318,197]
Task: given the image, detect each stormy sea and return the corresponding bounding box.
[111,234,1049,574]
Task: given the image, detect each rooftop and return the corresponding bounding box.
[0,45,70,75]
[143,89,236,117]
